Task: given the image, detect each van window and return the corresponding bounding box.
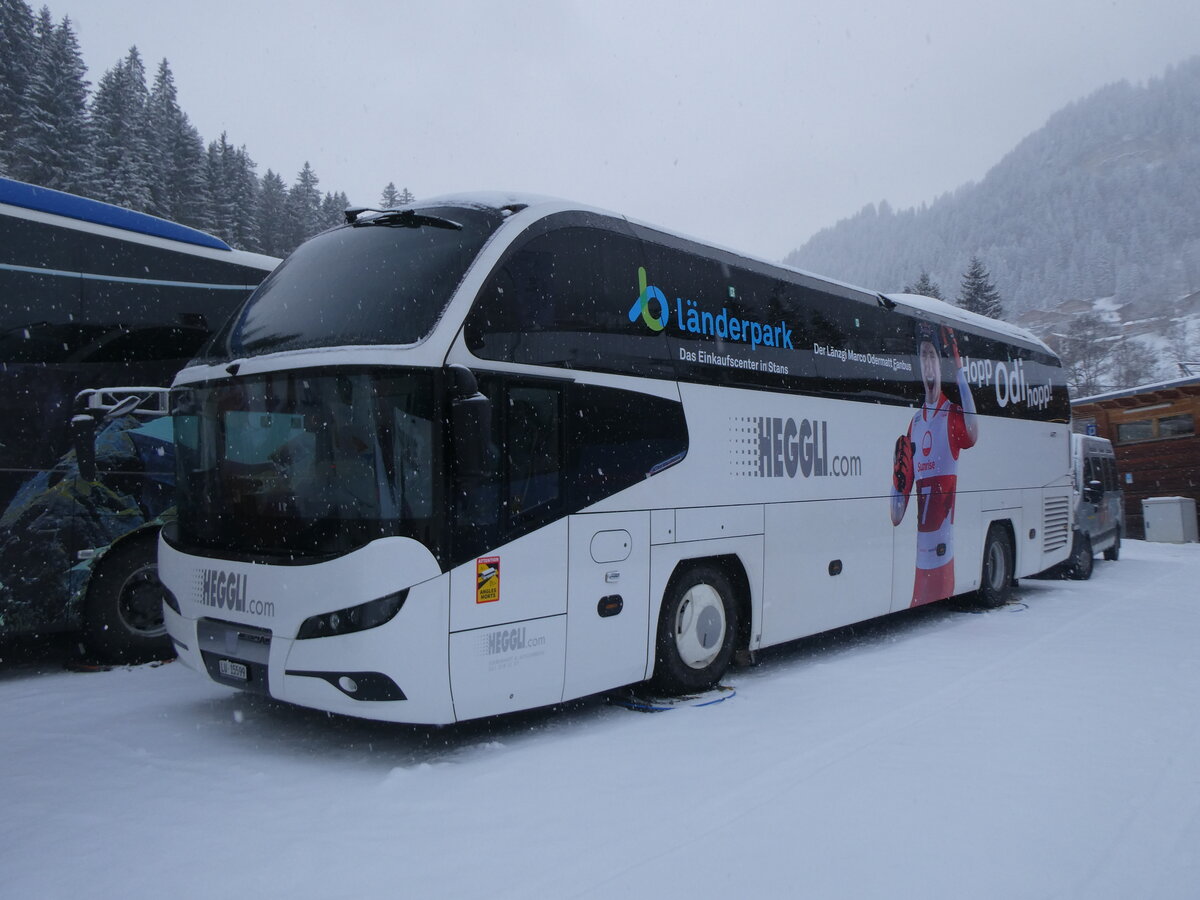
[1102,457,1118,491]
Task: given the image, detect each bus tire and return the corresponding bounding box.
[1066,532,1094,581]
[1103,528,1121,562]
[83,532,174,665]
[975,525,1014,608]
[651,564,738,694]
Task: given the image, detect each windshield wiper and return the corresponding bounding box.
[343,207,462,230]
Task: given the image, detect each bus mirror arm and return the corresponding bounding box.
[71,414,98,482]
[446,365,493,481]
[69,394,143,482]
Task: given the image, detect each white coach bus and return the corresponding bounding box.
[160,196,1073,723]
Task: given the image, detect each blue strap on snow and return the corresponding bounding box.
[611,686,736,712]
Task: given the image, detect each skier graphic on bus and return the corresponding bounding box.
[890,321,979,606]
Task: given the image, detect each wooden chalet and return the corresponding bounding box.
[1072,375,1200,539]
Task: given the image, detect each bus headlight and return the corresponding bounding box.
[295,589,408,640]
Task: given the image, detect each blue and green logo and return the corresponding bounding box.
[627,266,668,332]
[627,267,793,351]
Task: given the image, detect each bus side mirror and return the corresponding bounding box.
[446,365,492,480]
[70,394,144,483]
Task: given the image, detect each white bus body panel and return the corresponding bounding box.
[447,616,567,721]
[160,535,458,724]
[447,520,568,720]
[563,511,652,700]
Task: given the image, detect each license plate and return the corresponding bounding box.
[218,659,249,681]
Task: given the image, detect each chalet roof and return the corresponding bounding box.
[1073,374,1200,407]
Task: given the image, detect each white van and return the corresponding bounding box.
[1065,433,1124,579]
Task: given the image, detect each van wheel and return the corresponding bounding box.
[1103,528,1121,562]
[83,533,174,664]
[975,526,1014,608]
[651,564,738,694]
[1066,532,1094,580]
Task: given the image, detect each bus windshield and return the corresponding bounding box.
[208,205,504,360]
[172,369,439,559]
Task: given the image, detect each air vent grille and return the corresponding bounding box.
[1043,495,1071,553]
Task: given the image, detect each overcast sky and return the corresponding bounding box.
[73,1,1199,261]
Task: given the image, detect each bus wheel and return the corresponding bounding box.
[1103,528,1121,562]
[83,533,174,665]
[651,564,738,694]
[1066,532,1094,580]
[975,526,1014,608]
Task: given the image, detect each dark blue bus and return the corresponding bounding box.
[0,177,278,661]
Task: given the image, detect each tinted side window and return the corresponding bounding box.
[451,374,688,566]
[461,376,566,559]
[506,385,562,519]
[569,382,688,510]
[465,224,674,378]
[0,269,82,362]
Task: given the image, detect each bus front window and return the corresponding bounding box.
[204,205,504,361]
[172,369,439,560]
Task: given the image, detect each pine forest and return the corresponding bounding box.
[0,0,412,257]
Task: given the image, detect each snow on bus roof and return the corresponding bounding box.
[882,292,1051,352]
[0,176,233,251]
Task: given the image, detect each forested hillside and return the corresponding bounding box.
[786,57,1200,314]
[0,0,412,255]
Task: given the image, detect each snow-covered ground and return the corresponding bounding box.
[3,540,1199,899]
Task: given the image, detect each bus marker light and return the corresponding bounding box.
[598,595,624,617]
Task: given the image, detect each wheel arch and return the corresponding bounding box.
[81,521,171,663]
[69,522,163,612]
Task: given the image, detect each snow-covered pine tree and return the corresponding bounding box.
[0,0,37,174]
[145,58,208,227]
[226,144,261,251]
[319,190,348,230]
[1052,313,1118,397]
[1109,334,1158,391]
[7,11,90,192]
[380,182,401,208]
[90,47,153,209]
[205,135,260,250]
[902,271,945,300]
[397,186,415,205]
[285,162,322,250]
[256,169,289,258]
[205,132,238,243]
[957,256,1004,319]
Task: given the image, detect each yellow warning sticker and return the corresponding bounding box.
[476,556,500,604]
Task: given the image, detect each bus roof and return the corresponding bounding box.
[0,176,234,252]
[412,192,1053,356]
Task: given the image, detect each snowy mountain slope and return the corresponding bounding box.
[785,57,1200,327]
